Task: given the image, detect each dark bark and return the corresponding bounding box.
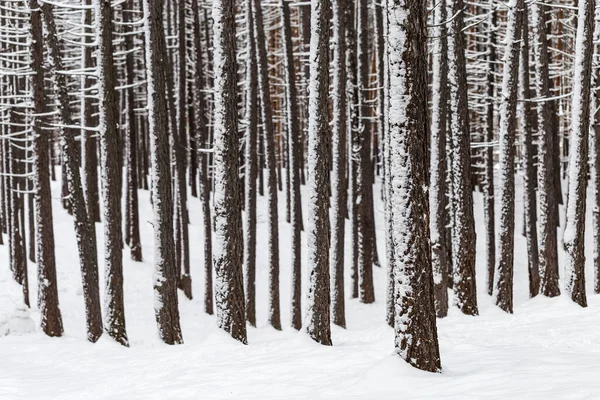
[97,0,128,346]
[532,3,560,298]
[82,1,100,224]
[243,0,258,327]
[356,0,375,304]
[305,0,332,346]
[212,0,247,344]
[484,1,496,297]
[143,0,185,344]
[330,0,347,328]
[123,0,143,263]
[252,0,282,330]
[494,0,523,314]
[448,0,478,315]
[520,5,540,298]
[430,0,450,318]
[41,2,103,342]
[30,0,63,337]
[388,0,441,372]
[192,0,214,315]
[563,0,594,308]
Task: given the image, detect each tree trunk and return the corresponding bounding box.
[252,0,282,331]
[564,0,594,308]
[81,0,100,224]
[305,0,332,346]
[143,0,185,344]
[388,0,441,372]
[330,0,347,328]
[447,0,478,315]
[429,0,450,318]
[41,2,103,342]
[356,0,375,305]
[243,0,258,327]
[494,0,523,314]
[519,4,540,298]
[29,0,63,337]
[532,2,560,298]
[280,0,304,331]
[123,0,143,263]
[192,0,214,316]
[484,0,497,297]
[592,0,600,294]
[212,0,247,344]
[96,0,128,346]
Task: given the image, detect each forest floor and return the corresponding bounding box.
[2,171,600,399]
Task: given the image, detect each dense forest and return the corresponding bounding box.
[1,0,599,384]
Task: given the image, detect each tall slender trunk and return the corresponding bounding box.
[592,0,600,294]
[484,0,497,296]
[430,0,450,318]
[176,0,191,299]
[29,0,63,337]
[280,0,303,331]
[81,0,100,224]
[212,0,247,344]
[532,2,560,298]
[96,0,128,346]
[564,0,595,308]
[41,2,103,342]
[330,0,347,328]
[143,0,185,344]
[494,0,524,314]
[192,0,213,315]
[123,0,143,263]
[252,0,282,330]
[356,0,375,304]
[305,0,332,346]
[388,0,441,373]
[243,0,258,327]
[447,0,478,315]
[520,4,540,298]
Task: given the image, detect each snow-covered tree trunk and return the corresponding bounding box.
[564,0,595,308]
[305,0,332,346]
[280,0,303,331]
[591,1,600,294]
[29,0,63,337]
[494,0,523,314]
[429,0,450,318]
[40,2,103,342]
[519,4,540,298]
[243,0,258,327]
[382,0,394,328]
[191,0,214,315]
[96,0,128,346]
[123,0,142,263]
[142,0,184,344]
[447,0,478,315]
[483,0,497,297]
[175,0,191,299]
[346,0,359,299]
[81,0,100,224]
[252,0,282,331]
[388,0,441,372]
[531,2,560,298]
[330,0,347,328]
[212,0,247,344]
[356,0,375,304]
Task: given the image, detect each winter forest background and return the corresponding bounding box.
[1,0,600,397]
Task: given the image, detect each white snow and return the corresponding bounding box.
[2,170,600,398]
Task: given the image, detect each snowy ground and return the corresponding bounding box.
[2,171,600,399]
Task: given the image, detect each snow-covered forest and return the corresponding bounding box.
[1,0,600,397]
